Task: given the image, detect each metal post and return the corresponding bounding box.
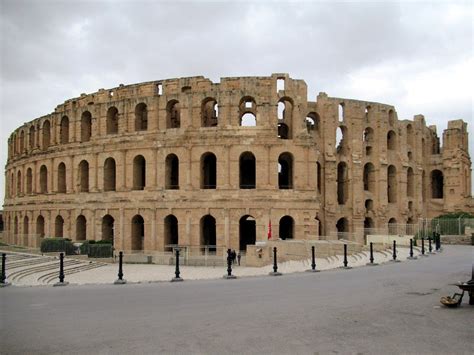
[428,237,433,254]
[306,245,320,272]
[421,237,427,256]
[269,247,282,276]
[0,253,10,287]
[224,248,236,279]
[114,251,126,284]
[342,244,351,269]
[171,248,183,282]
[54,252,68,286]
[391,240,400,262]
[407,238,417,260]
[366,242,378,266]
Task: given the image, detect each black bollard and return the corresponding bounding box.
[269,247,282,276]
[0,253,10,287]
[114,251,127,284]
[428,237,433,254]
[53,252,69,286]
[342,244,351,269]
[407,239,417,260]
[171,248,183,282]
[366,242,378,266]
[224,249,237,279]
[306,246,320,272]
[421,237,427,257]
[391,240,400,262]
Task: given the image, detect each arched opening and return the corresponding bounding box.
[76,215,86,241]
[26,168,32,194]
[363,163,375,192]
[40,165,48,193]
[407,167,414,197]
[388,218,397,235]
[241,113,256,126]
[23,216,29,245]
[279,216,294,240]
[10,172,14,197]
[363,127,374,151]
[337,162,348,205]
[388,109,396,126]
[135,103,148,131]
[103,158,116,191]
[365,199,374,212]
[42,120,51,149]
[306,112,320,135]
[55,215,64,238]
[239,97,257,126]
[239,215,256,251]
[387,130,396,150]
[364,217,374,243]
[102,215,114,242]
[365,106,371,121]
[19,131,25,152]
[166,100,180,128]
[406,124,414,147]
[388,165,397,203]
[336,217,348,238]
[338,103,344,122]
[201,98,218,127]
[200,215,216,253]
[133,155,146,190]
[131,215,144,251]
[317,162,322,194]
[29,126,36,149]
[57,162,66,193]
[164,215,178,252]
[277,98,293,139]
[17,170,22,195]
[431,170,444,199]
[165,154,179,189]
[278,152,293,189]
[60,116,69,144]
[79,160,89,192]
[201,152,216,189]
[277,123,289,139]
[36,215,45,238]
[315,217,322,237]
[106,107,119,134]
[335,126,346,153]
[239,152,256,189]
[81,111,92,142]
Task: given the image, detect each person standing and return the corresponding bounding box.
[237,252,241,266]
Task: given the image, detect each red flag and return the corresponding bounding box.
[267,220,272,240]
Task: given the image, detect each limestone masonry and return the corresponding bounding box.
[3,74,473,252]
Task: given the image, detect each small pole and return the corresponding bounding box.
[342,244,351,269]
[114,251,126,284]
[0,253,10,287]
[366,242,378,266]
[269,247,282,276]
[428,237,433,253]
[171,248,183,282]
[407,238,417,260]
[391,240,400,262]
[224,248,236,279]
[306,245,320,272]
[421,237,426,256]
[54,252,69,286]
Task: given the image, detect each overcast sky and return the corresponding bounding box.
[0,0,472,204]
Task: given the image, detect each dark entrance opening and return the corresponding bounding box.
[239,152,256,189]
[131,215,144,251]
[239,215,256,251]
[279,216,294,240]
[200,215,216,253]
[164,215,179,252]
[102,214,114,243]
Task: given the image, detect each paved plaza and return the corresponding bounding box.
[1,245,473,354]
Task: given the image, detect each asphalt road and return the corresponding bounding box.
[1,245,473,355]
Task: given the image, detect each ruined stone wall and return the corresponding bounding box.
[2,74,472,251]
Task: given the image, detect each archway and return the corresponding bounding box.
[278,153,293,189]
[102,215,114,242]
[104,158,116,191]
[55,215,64,238]
[239,152,256,189]
[133,155,146,190]
[239,215,256,251]
[431,170,444,198]
[76,215,87,241]
[131,215,144,251]
[36,215,45,238]
[201,153,217,189]
[279,216,294,240]
[336,217,348,239]
[200,215,216,253]
[165,154,179,189]
[164,215,179,252]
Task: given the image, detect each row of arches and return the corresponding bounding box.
[9,213,296,252]
[9,151,302,197]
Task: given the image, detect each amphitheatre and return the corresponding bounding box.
[2,73,472,262]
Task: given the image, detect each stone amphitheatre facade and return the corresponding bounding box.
[2,74,472,254]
